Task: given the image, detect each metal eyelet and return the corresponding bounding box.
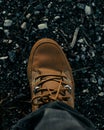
[33,86,40,94]
[64,85,72,93]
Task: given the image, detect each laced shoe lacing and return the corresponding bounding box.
[32,74,72,108]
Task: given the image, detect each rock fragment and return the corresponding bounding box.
[85,5,92,15]
[98,92,104,97]
[8,50,16,63]
[0,56,8,60]
[38,23,48,30]
[4,19,13,27]
[26,13,31,19]
[4,29,9,36]
[21,22,27,30]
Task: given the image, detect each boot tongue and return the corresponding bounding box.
[42,79,61,90]
[38,68,65,89]
[37,68,64,76]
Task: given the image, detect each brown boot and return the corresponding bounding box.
[27,38,75,111]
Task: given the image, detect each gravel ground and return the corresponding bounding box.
[0,0,104,130]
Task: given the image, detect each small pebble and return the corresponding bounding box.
[98,86,102,90]
[15,44,19,48]
[78,38,84,43]
[48,2,52,8]
[98,78,102,85]
[21,22,27,30]
[43,17,48,22]
[81,54,85,60]
[81,46,86,52]
[91,51,95,57]
[58,0,66,2]
[3,39,12,44]
[35,4,43,10]
[34,11,40,15]
[4,19,13,27]
[8,40,12,44]
[8,50,16,62]
[75,55,80,61]
[102,44,104,47]
[2,10,6,14]
[4,29,9,36]
[91,77,97,83]
[38,23,48,30]
[92,2,95,6]
[96,36,102,42]
[77,3,85,9]
[0,27,3,30]
[83,89,89,93]
[54,16,60,20]
[85,5,92,15]
[0,56,8,60]
[23,60,27,64]
[98,92,104,96]
[26,13,31,19]
[3,39,9,43]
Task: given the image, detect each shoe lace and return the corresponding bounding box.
[32,74,72,107]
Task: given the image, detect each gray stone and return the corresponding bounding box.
[81,46,86,52]
[54,16,60,20]
[98,86,102,90]
[96,36,102,42]
[4,29,9,36]
[26,13,31,19]
[75,55,80,61]
[48,2,52,8]
[21,22,27,30]
[0,27,3,30]
[98,78,102,85]
[81,54,85,60]
[98,92,104,96]
[38,23,48,30]
[8,50,16,62]
[8,40,12,44]
[91,51,95,57]
[78,38,84,43]
[15,44,19,48]
[43,17,48,22]
[4,19,13,27]
[77,3,85,9]
[2,11,6,14]
[0,56,8,60]
[91,77,97,83]
[34,11,40,15]
[3,39,12,44]
[92,2,95,6]
[83,89,89,93]
[58,0,66,2]
[85,5,92,15]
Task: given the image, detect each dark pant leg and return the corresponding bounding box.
[11,101,95,130]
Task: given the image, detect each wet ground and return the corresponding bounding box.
[0,0,104,130]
